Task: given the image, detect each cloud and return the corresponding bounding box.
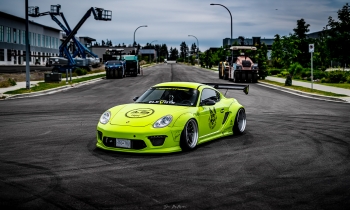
[0,0,345,51]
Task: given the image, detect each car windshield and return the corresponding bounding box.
[106,60,122,65]
[135,87,199,106]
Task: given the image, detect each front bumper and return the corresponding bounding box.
[96,123,184,153]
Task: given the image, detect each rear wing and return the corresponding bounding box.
[203,83,249,95]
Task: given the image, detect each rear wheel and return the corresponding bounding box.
[233,108,246,135]
[180,119,198,151]
[223,71,229,80]
[218,68,223,79]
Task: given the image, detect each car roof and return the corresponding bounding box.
[153,82,209,89]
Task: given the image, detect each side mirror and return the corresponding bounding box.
[201,99,216,106]
[133,96,139,101]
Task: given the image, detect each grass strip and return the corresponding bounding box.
[261,80,348,97]
[5,74,105,94]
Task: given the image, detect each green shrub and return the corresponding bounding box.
[346,76,350,84]
[75,68,87,76]
[139,60,147,66]
[301,70,311,78]
[320,77,327,83]
[281,71,290,77]
[276,73,283,77]
[288,63,303,75]
[8,78,17,86]
[313,70,326,80]
[327,71,346,83]
[268,69,281,75]
[0,78,16,88]
[293,75,302,80]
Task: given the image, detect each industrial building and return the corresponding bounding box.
[0,11,61,65]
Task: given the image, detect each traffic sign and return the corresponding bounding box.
[309,44,314,53]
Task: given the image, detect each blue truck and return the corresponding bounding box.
[104,49,140,79]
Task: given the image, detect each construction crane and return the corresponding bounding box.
[28,4,112,72]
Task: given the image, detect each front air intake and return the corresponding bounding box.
[97,131,103,140]
[148,135,167,146]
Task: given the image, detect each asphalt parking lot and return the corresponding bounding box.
[0,63,349,210]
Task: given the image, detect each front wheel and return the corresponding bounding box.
[180,119,199,151]
[219,70,223,79]
[233,108,246,135]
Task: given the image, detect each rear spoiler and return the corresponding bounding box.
[203,83,249,95]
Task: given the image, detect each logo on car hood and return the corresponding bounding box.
[125,108,155,118]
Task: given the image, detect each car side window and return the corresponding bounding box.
[201,88,220,103]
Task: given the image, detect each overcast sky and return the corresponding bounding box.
[0,0,346,51]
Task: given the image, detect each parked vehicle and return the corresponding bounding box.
[218,46,259,83]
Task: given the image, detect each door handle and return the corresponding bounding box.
[220,108,225,113]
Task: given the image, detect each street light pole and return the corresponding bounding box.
[133,25,147,54]
[188,35,199,66]
[211,3,233,66]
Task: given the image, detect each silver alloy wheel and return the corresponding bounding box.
[185,119,198,148]
[236,108,246,133]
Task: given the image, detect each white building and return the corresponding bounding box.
[0,11,61,65]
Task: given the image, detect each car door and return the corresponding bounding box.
[197,88,225,139]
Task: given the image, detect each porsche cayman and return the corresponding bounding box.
[96,82,248,153]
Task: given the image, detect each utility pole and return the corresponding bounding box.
[25,0,30,89]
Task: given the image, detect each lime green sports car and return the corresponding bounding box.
[96,82,248,153]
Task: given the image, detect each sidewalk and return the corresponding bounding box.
[263,76,350,102]
[0,72,105,97]
[265,76,350,96]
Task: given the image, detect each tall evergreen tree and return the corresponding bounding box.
[293,18,310,67]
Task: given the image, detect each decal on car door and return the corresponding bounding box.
[208,107,217,129]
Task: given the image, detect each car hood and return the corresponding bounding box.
[110,103,190,126]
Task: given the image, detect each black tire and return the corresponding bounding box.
[224,71,229,80]
[219,70,223,79]
[180,119,199,151]
[233,108,246,135]
[117,69,123,79]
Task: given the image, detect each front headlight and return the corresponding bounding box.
[100,111,111,124]
[153,115,173,128]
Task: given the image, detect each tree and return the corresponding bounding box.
[271,34,284,68]
[179,41,188,62]
[169,47,179,60]
[327,3,350,69]
[278,35,301,68]
[101,40,106,46]
[200,49,214,68]
[255,42,268,79]
[190,43,197,54]
[293,18,310,67]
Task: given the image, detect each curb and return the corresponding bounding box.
[258,81,349,103]
[1,77,105,100]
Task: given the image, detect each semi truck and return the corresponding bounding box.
[104,49,140,79]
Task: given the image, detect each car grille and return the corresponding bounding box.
[102,137,147,149]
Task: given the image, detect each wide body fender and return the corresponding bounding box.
[172,112,198,142]
[220,99,245,135]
